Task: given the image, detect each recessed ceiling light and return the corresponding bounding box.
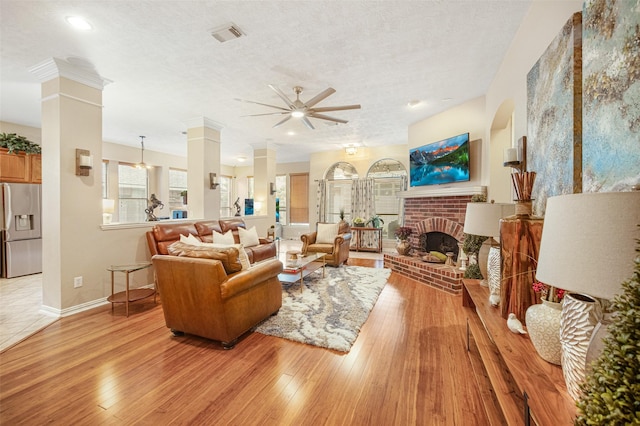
[287,131,296,136]
[407,100,422,108]
[441,97,453,102]
[65,16,93,31]
[237,156,246,162]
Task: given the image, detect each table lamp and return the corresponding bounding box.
[535,191,640,399]
[102,198,115,224]
[463,202,515,296]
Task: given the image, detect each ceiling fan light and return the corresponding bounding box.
[291,110,305,118]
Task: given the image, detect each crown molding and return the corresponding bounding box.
[28,57,112,90]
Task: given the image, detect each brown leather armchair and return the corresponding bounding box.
[300,221,351,267]
[152,254,283,349]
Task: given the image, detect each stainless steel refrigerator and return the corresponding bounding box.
[0,183,42,278]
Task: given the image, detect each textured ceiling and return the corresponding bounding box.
[0,0,531,166]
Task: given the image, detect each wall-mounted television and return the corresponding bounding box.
[409,132,470,187]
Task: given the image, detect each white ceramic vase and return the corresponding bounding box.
[525,300,562,365]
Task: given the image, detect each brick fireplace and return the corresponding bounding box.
[384,187,485,294]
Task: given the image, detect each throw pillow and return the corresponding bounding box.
[179,233,201,245]
[203,242,251,271]
[167,241,242,274]
[238,226,260,248]
[316,223,339,244]
[212,229,235,245]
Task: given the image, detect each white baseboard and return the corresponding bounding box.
[40,283,155,318]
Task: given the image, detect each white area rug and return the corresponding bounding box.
[255,265,391,352]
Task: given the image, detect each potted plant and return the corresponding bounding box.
[352,217,365,227]
[367,214,384,228]
[394,226,412,255]
[0,133,41,154]
[339,208,345,222]
[180,190,187,205]
[575,239,640,424]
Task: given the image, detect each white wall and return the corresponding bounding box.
[486,1,583,152]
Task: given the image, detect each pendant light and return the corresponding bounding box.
[136,136,152,169]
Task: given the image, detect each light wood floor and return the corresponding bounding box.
[0,259,489,425]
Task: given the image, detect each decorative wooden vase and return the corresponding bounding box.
[525,300,562,365]
[499,202,543,322]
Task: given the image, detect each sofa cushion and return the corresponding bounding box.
[203,243,251,271]
[153,223,199,255]
[167,241,242,274]
[307,243,335,254]
[194,220,223,238]
[213,230,235,245]
[238,226,260,247]
[316,223,339,244]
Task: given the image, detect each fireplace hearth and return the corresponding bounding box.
[383,187,486,294]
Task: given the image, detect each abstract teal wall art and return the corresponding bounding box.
[582,0,640,192]
[527,13,583,216]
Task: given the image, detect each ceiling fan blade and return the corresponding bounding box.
[268,84,295,108]
[308,113,348,124]
[234,98,291,112]
[304,87,336,108]
[242,112,291,117]
[302,116,315,130]
[310,104,361,113]
[273,115,293,128]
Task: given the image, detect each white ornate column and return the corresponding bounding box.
[185,117,221,219]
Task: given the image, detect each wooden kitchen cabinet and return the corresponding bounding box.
[0,149,42,183]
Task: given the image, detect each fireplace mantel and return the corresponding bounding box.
[398,185,486,199]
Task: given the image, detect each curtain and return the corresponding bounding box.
[398,175,408,225]
[316,179,327,223]
[350,178,377,248]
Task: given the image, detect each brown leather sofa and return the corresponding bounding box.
[146,219,276,264]
[152,254,283,349]
[300,221,352,267]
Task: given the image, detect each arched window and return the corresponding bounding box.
[324,162,358,224]
[366,159,407,239]
[325,162,358,180]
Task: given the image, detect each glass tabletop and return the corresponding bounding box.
[279,252,325,272]
[107,262,152,273]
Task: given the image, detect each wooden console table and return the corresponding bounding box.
[350,226,382,253]
[462,279,576,425]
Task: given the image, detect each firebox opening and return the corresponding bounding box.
[419,232,459,262]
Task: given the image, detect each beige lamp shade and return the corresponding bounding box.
[102,198,115,214]
[536,192,640,299]
[463,202,516,238]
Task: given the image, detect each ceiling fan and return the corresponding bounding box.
[236,85,361,130]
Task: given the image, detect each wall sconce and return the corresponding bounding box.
[102,199,115,225]
[76,149,93,176]
[345,146,358,155]
[209,173,219,189]
[503,136,527,172]
[270,182,276,195]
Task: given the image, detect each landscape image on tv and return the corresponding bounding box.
[409,132,470,187]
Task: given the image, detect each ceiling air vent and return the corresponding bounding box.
[210,23,245,43]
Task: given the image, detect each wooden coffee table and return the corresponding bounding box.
[278,252,326,292]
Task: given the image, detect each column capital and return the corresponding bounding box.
[28,57,112,89]
[184,116,223,131]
